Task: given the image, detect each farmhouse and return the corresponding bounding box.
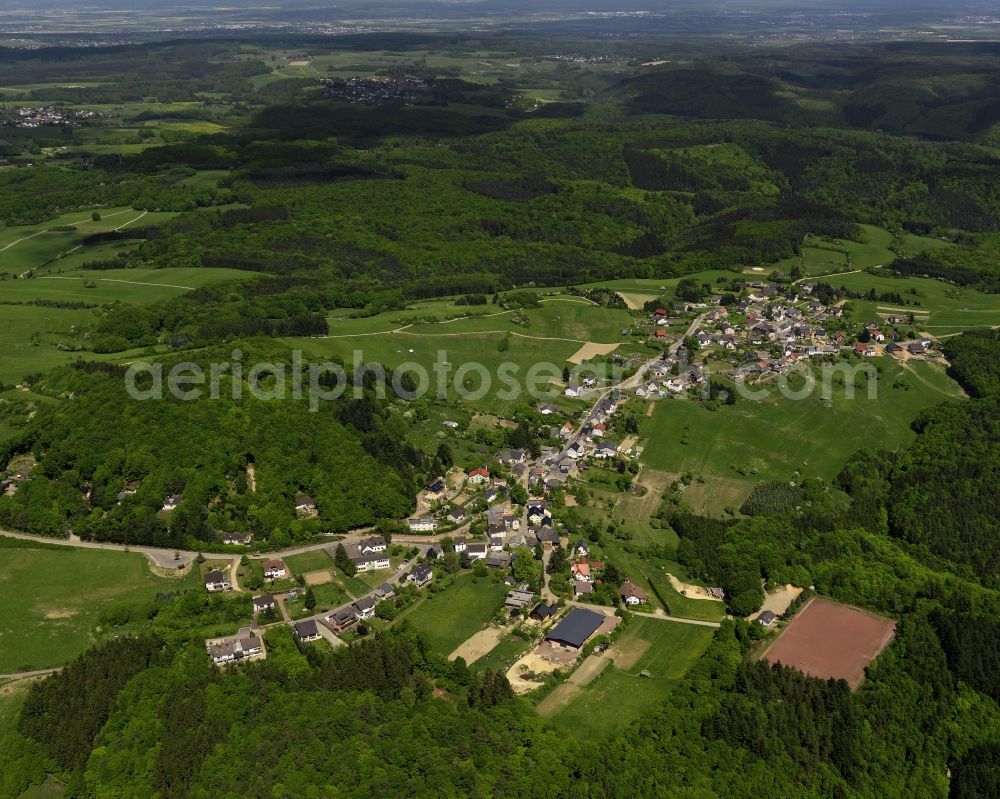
[505,589,535,610]
[486,552,513,570]
[263,559,288,580]
[206,627,265,666]
[546,608,605,651]
[293,619,321,642]
[204,569,232,593]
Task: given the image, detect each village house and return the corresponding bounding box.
[374,582,395,601]
[221,532,252,546]
[293,619,322,642]
[757,610,777,627]
[206,627,265,667]
[252,594,275,613]
[327,606,357,633]
[467,466,490,485]
[466,542,488,561]
[619,582,647,606]
[453,535,467,553]
[426,545,443,560]
[571,561,592,582]
[536,528,560,548]
[594,440,619,459]
[263,559,288,580]
[573,580,594,598]
[161,494,182,512]
[574,540,590,558]
[538,403,559,415]
[498,449,527,466]
[353,596,376,620]
[204,569,232,593]
[294,496,316,515]
[410,563,434,587]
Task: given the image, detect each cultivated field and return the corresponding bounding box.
[759,597,896,689]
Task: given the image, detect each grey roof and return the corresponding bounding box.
[413,563,433,581]
[294,619,319,639]
[546,608,605,648]
[205,569,227,584]
[354,596,376,612]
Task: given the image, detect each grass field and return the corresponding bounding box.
[828,272,1000,335]
[0,677,34,736]
[638,358,962,513]
[0,539,200,673]
[3,267,254,305]
[546,618,714,738]
[282,549,335,574]
[0,303,95,385]
[470,632,534,673]
[402,572,508,655]
[0,208,177,276]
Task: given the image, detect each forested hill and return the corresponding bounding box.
[0,348,418,549]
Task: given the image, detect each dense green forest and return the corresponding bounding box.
[0,349,418,548]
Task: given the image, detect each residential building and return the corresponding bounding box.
[263,559,288,580]
[619,582,647,606]
[204,569,231,593]
[408,517,437,533]
[206,627,265,666]
[293,619,321,642]
[410,563,433,587]
[353,596,376,620]
[252,594,276,613]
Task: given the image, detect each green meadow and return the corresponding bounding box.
[829,272,1000,335]
[547,618,714,739]
[0,538,201,673]
[638,358,962,514]
[400,572,508,656]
